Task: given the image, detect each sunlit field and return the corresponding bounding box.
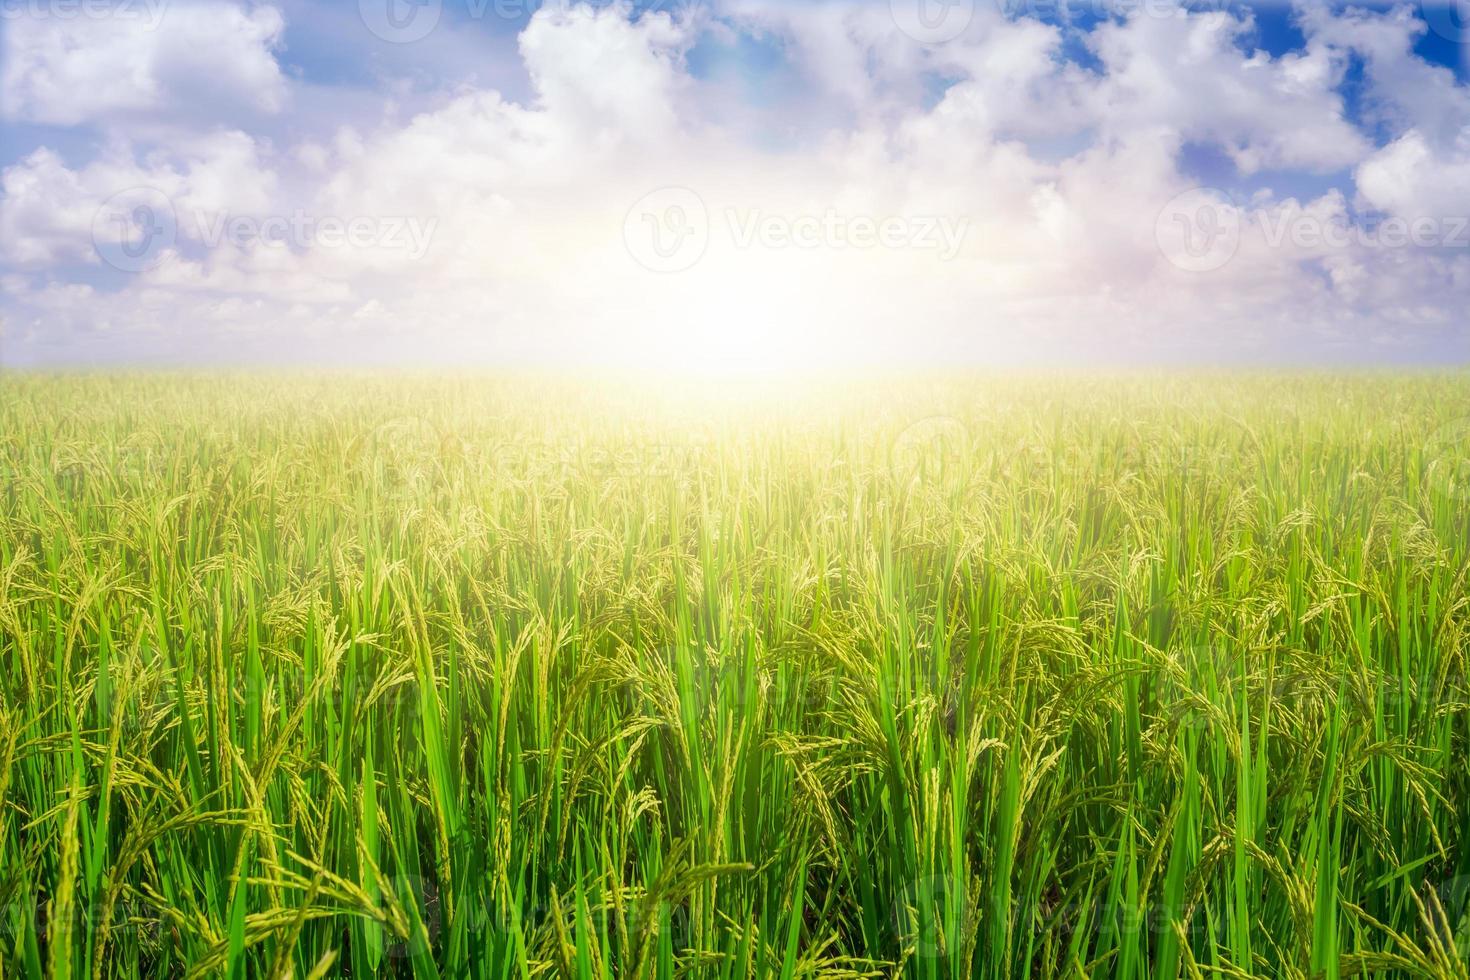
[1,373,1467,979]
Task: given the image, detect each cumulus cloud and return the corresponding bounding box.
[1086,10,1369,174]
[1,132,279,265]
[1,2,287,127]
[1298,5,1470,223]
[1357,130,1470,219]
[0,0,1467,365]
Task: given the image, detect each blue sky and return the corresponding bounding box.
[1,0,1468,366]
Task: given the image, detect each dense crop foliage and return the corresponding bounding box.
[0,373,1467,979]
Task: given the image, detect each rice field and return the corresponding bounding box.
[0,372,1466,979]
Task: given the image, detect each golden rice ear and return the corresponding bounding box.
[1,374,1465,979]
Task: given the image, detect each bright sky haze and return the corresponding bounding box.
[1,0,1468,367]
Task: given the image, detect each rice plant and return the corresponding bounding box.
[0,372,1466,978]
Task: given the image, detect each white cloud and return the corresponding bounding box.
[1357,130,1470,219]
[1298,4,1466,143]
[1,2,287,126]
[1292,7,1470,224]
[0,132,278,266]
[1,0,1467,365]
[1085,10,1368,174]
[519,3,698,137]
